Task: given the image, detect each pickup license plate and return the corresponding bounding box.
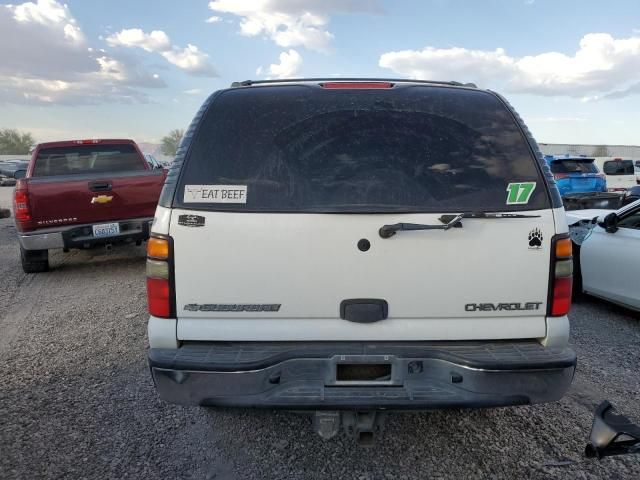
[92,222,120,238]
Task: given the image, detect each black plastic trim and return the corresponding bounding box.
[149,341,577,373]
[340,299,389,323]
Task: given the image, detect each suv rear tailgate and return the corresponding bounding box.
[167,84,559,343]
[172,209,553,341]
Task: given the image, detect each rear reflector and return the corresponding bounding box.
[551,277,573,316]
[147,277,171,318]
[321,82,393,89]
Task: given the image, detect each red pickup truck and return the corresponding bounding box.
[13,139,166,273]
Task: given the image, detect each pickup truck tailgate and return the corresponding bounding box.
[27,170,165,228]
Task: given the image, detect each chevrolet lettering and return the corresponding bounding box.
[465,302,543,312]
[183,303,281,312]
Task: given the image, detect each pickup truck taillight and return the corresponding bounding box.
[146,236,175,318]
[13,180,32,225]
[548,235,573,316]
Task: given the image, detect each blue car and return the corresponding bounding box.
[544,155,606,196]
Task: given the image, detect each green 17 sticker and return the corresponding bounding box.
[506,182,536,205]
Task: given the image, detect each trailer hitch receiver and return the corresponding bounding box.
[313,411,386,446]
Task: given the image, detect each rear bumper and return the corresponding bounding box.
[18,217,153,250]
[148,341,577,409]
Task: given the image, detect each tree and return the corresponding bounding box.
[160,129,184,157]
[0,129,35,154]
[591,145,610,157]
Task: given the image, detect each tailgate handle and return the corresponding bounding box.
[340,299,388,323]
[89,181,112,192]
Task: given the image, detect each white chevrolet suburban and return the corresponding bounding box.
[146,79,576,442]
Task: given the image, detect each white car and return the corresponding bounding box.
[595,157,637,192]
[145,78,576,442]
[568,199,640,311]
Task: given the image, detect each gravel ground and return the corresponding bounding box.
[1,185,639,479]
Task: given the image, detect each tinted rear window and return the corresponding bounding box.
[33,144,145,177]
[550,159,598,174]
[603,160,635,176]
[177,85,549,212]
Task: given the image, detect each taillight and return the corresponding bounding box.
[146,235,175,318]
[13,182,31,223]
[548,235,573,316]
[553,173,569,180]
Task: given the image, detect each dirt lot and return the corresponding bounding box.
[1,185,639,479]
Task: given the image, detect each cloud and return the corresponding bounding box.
[379,33,640,99]
[106,28,217,76]
[205,15,222,23]
[208,0,382,52]
[106,29,171,52]
[527,116,587,123]
[379,47,514,86]
[0,0,165,105]
[257,49,303,79]
[183,88,203,95]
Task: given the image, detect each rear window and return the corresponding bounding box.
[33,144,145,177]
[603,160,635,176]
[550,159,598,174]
[177,85,549,213]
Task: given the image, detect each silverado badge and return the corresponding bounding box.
[91,195,114,204]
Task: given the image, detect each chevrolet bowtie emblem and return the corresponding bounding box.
[91,195,113,204]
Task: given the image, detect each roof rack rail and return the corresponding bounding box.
[230,78,478,88]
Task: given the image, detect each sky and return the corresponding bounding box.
[2,0,640,146]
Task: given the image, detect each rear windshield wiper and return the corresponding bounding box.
[378,212,541,238]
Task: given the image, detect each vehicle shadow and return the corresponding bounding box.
[47,246,146,273]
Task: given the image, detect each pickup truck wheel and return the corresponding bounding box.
[20,247,49,273]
